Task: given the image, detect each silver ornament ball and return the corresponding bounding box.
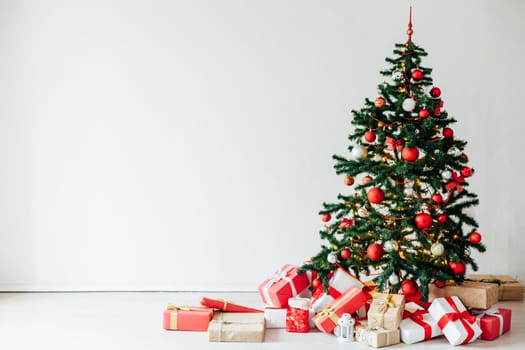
[327,253,338,264]
[442,170,452,180]
[392,71,403,81]
[350,145,368,161]
[430,242,445,256]
[388,274,400,285]
[383,240,398,252]
[402,98,416,112]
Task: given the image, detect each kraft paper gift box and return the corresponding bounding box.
[208,312,265,342]
[471,307,512,340]
[328,268,366,298]
[367,293,405,331]
[466,274,524,301]
[258,264,310,308]
[200,297,262,312]
[428,280,498,309]
[162,305,214,331]
[399,301,443,344]
[355,325,401,348]
[313,286,369,334]
[428,296,482,345]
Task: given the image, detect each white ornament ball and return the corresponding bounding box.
[402,98,416,112]
[442,170,452,180]
[404,187,414,196]
[388,274,400,285]
[357,207,369,218]
[327,253,338,264]
[350,145,368,160]
[383,240,398,252]
[430,242,445,256]
[392,71,403,81]
[373,154,382,162]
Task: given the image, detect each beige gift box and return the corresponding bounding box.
[208,312,265,342]
[367,293,405,331]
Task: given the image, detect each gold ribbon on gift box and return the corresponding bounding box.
[318,305,339,325]
[167,304,207,330]
[371,294,397,328]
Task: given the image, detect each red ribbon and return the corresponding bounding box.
[437,296,476,344]
[385,137,404,151]
[445,172,464,193]
[404,309,432,340]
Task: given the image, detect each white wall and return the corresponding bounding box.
[0,0,524,291]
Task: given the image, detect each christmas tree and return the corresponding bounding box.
[301,11,486,300]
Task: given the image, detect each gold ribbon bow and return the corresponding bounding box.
[372,294,398,328]
[318,305,339,325]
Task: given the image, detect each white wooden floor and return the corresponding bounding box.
[0,292,523,349]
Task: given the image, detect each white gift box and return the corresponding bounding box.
[312,293,335,314]
[428,296,482,345]
[264,307,286,328]
[400,302,443,344]
[328,268,365,297]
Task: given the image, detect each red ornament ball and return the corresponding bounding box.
[460,166,473,178]
[415,213,433,229]
[362,175,373,185]
[430,87,441,98]
[320,213,331,222]
[411,69,424,81]
[339,218,355,229]
[419,109,430,119]
[364,131,376,142]
[341,248,351,260]
[434,108,442,117]
[374,97,386,108]
[312,278,321,288]
[432,193,443,203]
[402,147,419,162]
[469,231,482,244]
[434,280,446,288]
[443,128,454,139]
[438,214,448,223]
[449,261,466,275]
[401,279,419,296]
[367,243,384,261]
[368,187,385,204]
[344,176,355,186]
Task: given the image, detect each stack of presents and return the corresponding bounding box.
[162,265,522,346]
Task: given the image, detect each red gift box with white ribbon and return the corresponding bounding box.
[258,264,310,308]
[472,307,512,340]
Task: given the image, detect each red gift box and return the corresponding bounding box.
[200,297,262,313]
[258,264,310,308]
[162,305,214,331]
[313,286,369,334]
[472,308,512,340]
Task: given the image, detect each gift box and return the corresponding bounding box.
[466,274,524,301]
[428,280,498,309]
[200,297,262,312]
[428,296,482,345]
[258,264,310,308]
[355,325,401,348]
[286,297,310,333]
[264,307,286,328]
[312,293,335,314]
[208,312,265,342]
[328,268,366,298]
[367,293,405,331]
[472,307,512,340]
[162,305,214,331]
[313,286,369,334]
[399,301,442,344]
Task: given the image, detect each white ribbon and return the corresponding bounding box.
[261,265,297,306]
[472,307,504,336]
